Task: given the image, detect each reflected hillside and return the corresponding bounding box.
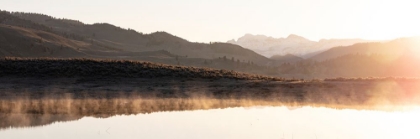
[0,97,417,130]
[0,98,293,129]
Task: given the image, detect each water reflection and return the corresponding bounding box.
[1,106,419,139]
[0,98,283,129]
[0,97,418,130]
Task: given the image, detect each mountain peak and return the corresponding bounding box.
[227,33,372,57]
[242,34,269,39]
[227,39,236,43]
[243,33,254,37]
[286,34,307,40]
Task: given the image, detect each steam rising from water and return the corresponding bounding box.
[0,96,419,129]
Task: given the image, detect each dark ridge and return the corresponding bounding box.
[0,57,292,81]
[11,11,84,26]
[0,10,53,33]
[270,54,304,62]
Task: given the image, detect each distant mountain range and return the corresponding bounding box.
[1,10,420,79]
[227,34,376,57]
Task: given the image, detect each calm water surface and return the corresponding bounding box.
[1,106,419,139]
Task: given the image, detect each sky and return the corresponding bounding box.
[1,0,420,42]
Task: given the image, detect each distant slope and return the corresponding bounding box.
[0,11,53,33]
[315,53,420,78]
[0,24,85,58]
[310,37,420,61]
[270,54,303,63]
[10,12,270,65]
[0,24,185,60]
[274,37,420,78]
[274,53,420,79]
[228,34,373,57]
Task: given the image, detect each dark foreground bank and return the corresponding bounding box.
[0,58,294,81]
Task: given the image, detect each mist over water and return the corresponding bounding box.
[0,93,418,129]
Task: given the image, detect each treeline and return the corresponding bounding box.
[0,10,87,42]
[324,77,420,82]
[0,10,53,32]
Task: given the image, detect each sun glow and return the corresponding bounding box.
[407,37,420,54]
[382,107,420,139]
[356,1,420,41]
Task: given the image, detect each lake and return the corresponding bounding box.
[1,106,419,139]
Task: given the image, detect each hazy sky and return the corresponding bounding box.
[1,0,420,42]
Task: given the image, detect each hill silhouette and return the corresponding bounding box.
[270,54,303,62]
[9,11,269,65]
[309,37,420,61]
[0,24,85,58]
